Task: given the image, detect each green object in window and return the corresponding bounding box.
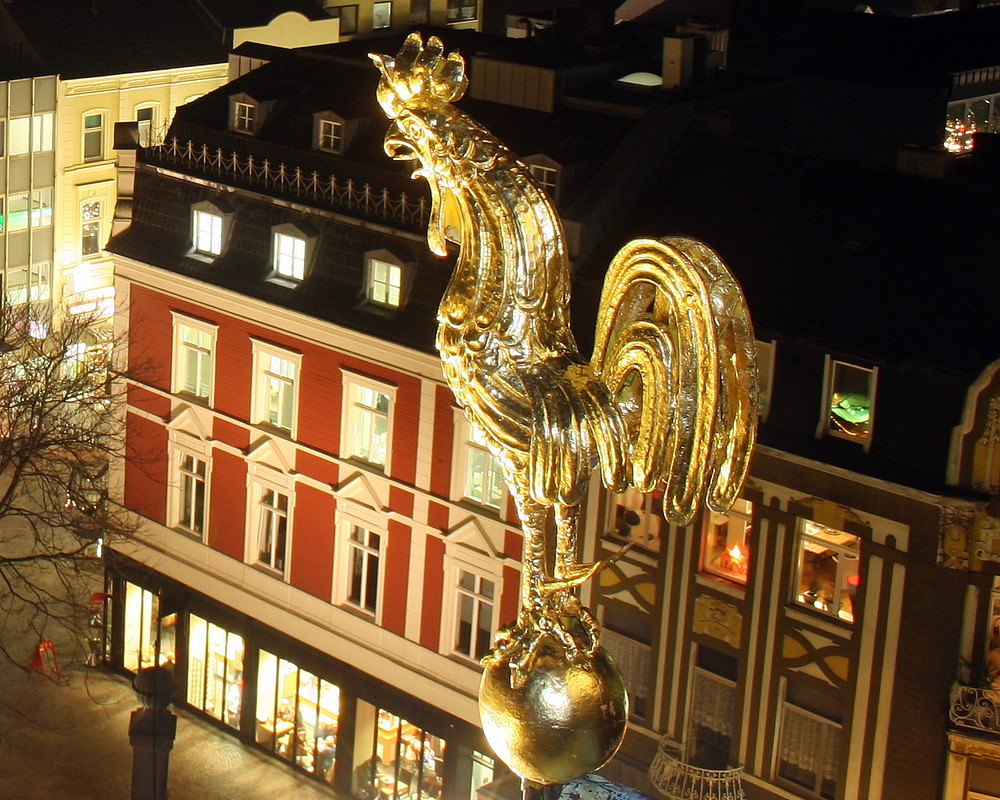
[830,393,870,424]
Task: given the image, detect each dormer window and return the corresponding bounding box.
[229,95,262,135]
[319,119,343,152]
[365,250,405,308]
[524,155,561,202]
[270,223,316,284]
[190,199,233,258]
[821,358,877,447]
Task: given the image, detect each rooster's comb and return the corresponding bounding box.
[370,33,468,117]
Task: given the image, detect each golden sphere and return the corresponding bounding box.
[478,641,628,786]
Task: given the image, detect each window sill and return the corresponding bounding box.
[603,532,660,562]
[266,275,303,289]
[250,562,287,581]
[694,573,747,598]
[784,603,854,636]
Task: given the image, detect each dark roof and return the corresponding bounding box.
[189,0,326,30]
[0,0,227,79]
[110,166,448,355]
[576,132,1000,377]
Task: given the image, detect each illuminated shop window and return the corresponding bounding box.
[945,95,1000,154]
[794,520,859,623]
[255,650,340,782]
[347,524,381,615]
[187,614,244,729]
[461,421,504,509]
[123,582,161,673]
[825,360,876,444]
[609,486,664,552]
[777,682,842,800]
[355,706,446,800]
[701,498,753,584]
[454,569,494,661]
[687,646,737,771]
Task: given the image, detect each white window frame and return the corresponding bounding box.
[819,356,877,450]
[270,223,315,284]
[451,411,505,510]
[793,519,860,623]
[340,370,395,471]
[452,567,496,662]
[9,112,53,157]
[82,111,105,162]
[607,486,664,552]
[81,199,103,257]
[246,468,293,578]
[364,250,406,309]
[167,434,211,539]
[251,340,301,437]
[171,313,218,404]
[442,542,502,664]
[190,200,232,258]
[334,502,387,620]
[372,0,392,29]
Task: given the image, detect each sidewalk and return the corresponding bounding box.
[0,664,338,800]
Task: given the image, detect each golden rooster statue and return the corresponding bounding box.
[372,34,758,787]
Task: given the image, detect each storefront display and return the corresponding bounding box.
[187,614,244,728]
[357,708,447,800]
[122,582,176,671]
[256,649,341,781]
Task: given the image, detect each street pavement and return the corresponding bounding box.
[0,664,338,800]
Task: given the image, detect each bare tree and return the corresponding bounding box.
[0,305,136,671]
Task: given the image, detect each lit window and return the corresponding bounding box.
[193,209,223,255]
[343,373,394,468]
[9,113,53,156]
[777,682,842,800]
[462,423,504,509]
[602,625,651,723]
[255,487,289,572]
[945,95,1000,154]
[347,524,380,614]
[609,487,664,552]
[187,614,244,728]
[136,107,156,147]
[355,709,446,800]
[367,258,402,308]
[177,453,207,534]
[172,315,217,400]
[454,569,494,660]
[825,360,876,443]
[794,519,860,623]
[318,119,343,153]
[701,498,753,584]
[123,583,161,673]
[234,101,256,133]
[324,3,358,34]
[83,113,104,161]
[446,0,477,20]
[528,164,558,197]
[372,0,392,29]
[686,647,737,770]
[8,193,28,231]
[31,188,52,227]
[273,232,306,281]
[252,342,299,433]
[256,650,341,780]
[81,200,102,256]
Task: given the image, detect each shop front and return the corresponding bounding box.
[105,555,496,799]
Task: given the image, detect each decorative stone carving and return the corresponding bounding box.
[692,594,742,649]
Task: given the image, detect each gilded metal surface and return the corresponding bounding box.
[372,34,757,785]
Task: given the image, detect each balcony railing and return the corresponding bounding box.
[950,683,1000,734]
[143,138,429,230]
[648,739,746,800]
